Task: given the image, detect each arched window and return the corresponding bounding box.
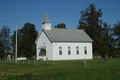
[68,46,71,55]
[76,46,79,55]
[84,46,87,54]
[59,46,62,55]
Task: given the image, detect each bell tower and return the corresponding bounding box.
[42,13,51,30]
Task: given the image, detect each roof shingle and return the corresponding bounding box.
[44,29,93,42]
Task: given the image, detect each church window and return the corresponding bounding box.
[68,46,71,55]
[84,46,87,54]
[59,46,62,55]
[76,46,79,55]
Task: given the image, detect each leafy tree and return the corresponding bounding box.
[78,4,104,55]
[0,40,4,53]
[113,20,120,48]
[11,23,38,58]
[112,21,120,56]
[0,26,11,54]
[0,40,5,58]
[20,23,38,58]
[54,23,66,28]
[11,29,22,56]
[102,23,113,55]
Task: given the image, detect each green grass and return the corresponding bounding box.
[0,58,120,80]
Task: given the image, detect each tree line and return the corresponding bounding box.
[54,4,120,57]
[77,4,120,57]
[11,23,38,58]
[0,3,120,58]
[0,23,38,58]
[0,26,11,58]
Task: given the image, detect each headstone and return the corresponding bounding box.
[103,55,108,62]
[7,55,11,63]
[33,56,35,59]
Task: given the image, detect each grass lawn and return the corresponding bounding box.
[0,58,120,80]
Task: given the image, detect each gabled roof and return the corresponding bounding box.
[42,13,51,24]
[43,29,93,42]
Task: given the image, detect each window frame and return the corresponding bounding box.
[76,46,79,55]
[84,46,87,55]
[68,46,71,55]
[59,46,62,55]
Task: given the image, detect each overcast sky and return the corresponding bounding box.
[0,0,120,35]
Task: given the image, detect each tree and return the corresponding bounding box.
[20,23,38,58]
[0,40,4,53]
[113,20,120,48]
[0,26,11,54]
[11,23,38,58]
[102,23,113,55]
[54,23,66,28]
[112,21,120,56]
[0,40,5,58]
[77,4,104,55]
[11,29,22,56]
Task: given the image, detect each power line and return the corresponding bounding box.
[0,20,23,27]
[0,21,16,24]
[18,23,23,27]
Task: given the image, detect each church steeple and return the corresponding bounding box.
[42,13,51,30]
[42,13,51,24]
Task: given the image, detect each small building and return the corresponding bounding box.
[35,13,93,60]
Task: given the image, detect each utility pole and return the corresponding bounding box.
[15,23,18,64]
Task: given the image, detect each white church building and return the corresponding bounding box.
[35,13,93,60]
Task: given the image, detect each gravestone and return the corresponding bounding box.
[7,55,11,63]
[103,55,108,62]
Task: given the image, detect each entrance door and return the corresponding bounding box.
[39,49,46,57]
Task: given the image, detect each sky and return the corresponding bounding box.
[0,0,120,35]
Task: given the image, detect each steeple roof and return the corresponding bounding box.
[42,13,51,24]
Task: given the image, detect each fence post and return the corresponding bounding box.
[0,58,1,62]
[12,56,14,63]
[34,59,36,66]
[84,58,87,69]
[56,58,57,64]
[3,58,4,62]
[18,60,19,64]
[5,57,6,63]
[47,57,49,67]
[1,58,3,62]
[28,58,30,64]
[23,60,24,64]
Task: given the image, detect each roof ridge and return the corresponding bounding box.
[51,29,83,30]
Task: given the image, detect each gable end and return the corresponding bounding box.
[35,29,52,43]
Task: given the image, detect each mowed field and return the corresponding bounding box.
[0,58,120,80]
